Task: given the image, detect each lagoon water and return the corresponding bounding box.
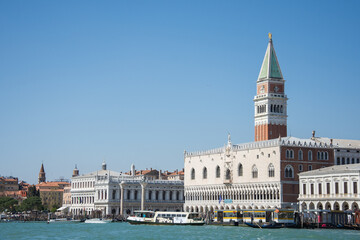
[1,222,360,240]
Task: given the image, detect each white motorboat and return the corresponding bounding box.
[127,211,205,225]
[85,218,112,224]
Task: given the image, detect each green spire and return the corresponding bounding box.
[258,34,283,80]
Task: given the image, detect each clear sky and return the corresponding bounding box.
[1,0,359,184]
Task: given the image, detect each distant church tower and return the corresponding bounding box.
[38,163,46,183]
[72,165,79,177]
[254,33,288,141]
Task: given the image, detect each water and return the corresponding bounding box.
[1,222,360,240]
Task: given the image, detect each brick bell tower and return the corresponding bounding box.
[254,33,288,141]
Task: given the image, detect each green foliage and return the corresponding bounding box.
[0,196,18,212]
[19,196,44,211]
[27,186,40,197]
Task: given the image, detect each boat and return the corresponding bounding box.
[84,218,112,223]
[244,222,283,228]
[127,211,205,225]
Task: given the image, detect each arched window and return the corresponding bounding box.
[285,165,294,178]
[308,151,313,161]
[225,169,231,180]
[191,168,195,180]
[216,166,220,178]
[317,151,320,160]
[252,165,258,178]
[268,163,275,177]
[298,150,303,160]
[203,167,207,179]
[280,105,283,113]
[238,163,243,176]
[286,149,294,159]
[324,152,328,160]
[321,152,324,160]
[270,104,273,112]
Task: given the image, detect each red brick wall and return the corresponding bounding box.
[280,146,334,202]
[255,124,287,142]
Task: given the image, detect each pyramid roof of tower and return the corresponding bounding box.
[258,37,283,80]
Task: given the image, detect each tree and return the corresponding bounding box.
[27,186,40,197]
[19,196,44,211]
[0,196,18,212]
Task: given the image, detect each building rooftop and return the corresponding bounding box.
[299,163,360,177]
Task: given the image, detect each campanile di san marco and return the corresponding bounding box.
[254,33,288,141]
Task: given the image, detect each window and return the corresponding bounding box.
[298,150,303,160]
[317,151,320,160]
[354,182,358,194]
[347,158,350,164]
[303,184,306,194]
[225,169,231,180]
[308,165,312,171]
[268,164,275,177]
[238,163,243,176]
[335,182,339,194]
[318,183,322,194]
[203,167,207,179]
[252,165,258,178]
[286,149,294,159]
[299,164,303,171]
[216,166,220,178]
[284,165,294,178]
[310,184,314,195]
[326,183,330,194]
[352,158,355,164]
[191,168,195,180]
[344,182,348,194]
[342,158,345,165]
[336,157,340,165]
[308,151,313,161]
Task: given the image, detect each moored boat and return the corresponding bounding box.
[127,211,205,225]
[85,218,112,224]
[244,222,283,228]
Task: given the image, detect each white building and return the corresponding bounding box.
[70,162,184,216]
[298,163,360,211]
[184,135,333,213]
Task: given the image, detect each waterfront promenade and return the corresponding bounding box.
[1,222,360,240]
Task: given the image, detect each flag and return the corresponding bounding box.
[219,194,222,204]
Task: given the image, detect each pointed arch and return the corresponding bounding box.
[268,163,275,177]
[284,165,294,178]
[252,165,258,178]
[203,167,207,179]
[191,168,195,180]
[216,165,220,178]
[238,163,243,176]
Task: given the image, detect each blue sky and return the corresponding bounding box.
[1,0,359,184]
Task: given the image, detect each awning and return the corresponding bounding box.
[57,206,69,211]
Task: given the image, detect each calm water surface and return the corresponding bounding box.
[1,222,360,240]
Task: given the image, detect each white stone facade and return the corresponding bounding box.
[184,136,333,213]
[298,164,360,211]
[70,165,184,216]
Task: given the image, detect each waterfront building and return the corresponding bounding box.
[36,181,70,209]
[0,177,28,201]
[298,163,360,211]
[184,35,335,213]
[70,162,184,216]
